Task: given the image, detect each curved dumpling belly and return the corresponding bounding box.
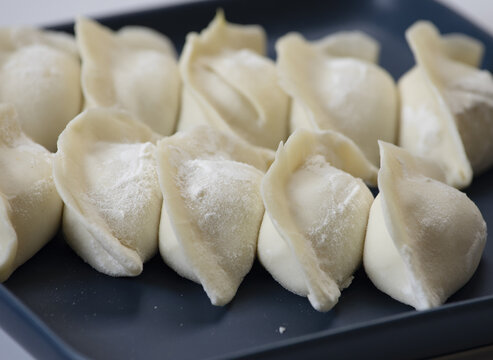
[0,104,62,281]
[0,28,81,152]
[53,108,162,276]
[364,142,486,309]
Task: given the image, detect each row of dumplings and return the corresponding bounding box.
[0,104,486,311]
[0,12,491,311]
[3,12,493,187]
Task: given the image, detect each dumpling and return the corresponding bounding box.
[399,21,493,188]
[364,141,487,310]
[156,126,273,306]
[258,129,374,311]
[76,17,180,136]
[0,104,63,281]
[0,27,82,152]
[53,108,162,276]
[276,32,398,172]
[178,11,289,150]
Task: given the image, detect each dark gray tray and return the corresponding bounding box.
[2,0,493,359]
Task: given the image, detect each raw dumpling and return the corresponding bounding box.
[276,32,397,171]
[76,17,180,136]
[157,126,273,305]
[399,21,493,188]
[178,11,289,150]
[0,27,82,152]
[364,141,487,310]
[0,104,62,281]
[53,108,162,276]
[258,129,374,311]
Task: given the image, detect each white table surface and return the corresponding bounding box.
[0,0,491,359]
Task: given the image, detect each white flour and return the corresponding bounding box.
[84,141,161,248]
[176,158,264,268]
[287,154,370,283]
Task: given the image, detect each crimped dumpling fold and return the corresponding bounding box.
[178,11,289,150]
[314,30,380,63]
[53,108,162,276]
[258,129,374,311]
[399,21,493,188]
[157,126,273,306]
[0,104,62,281]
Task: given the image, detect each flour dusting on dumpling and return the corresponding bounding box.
[0,28,81,151]
[0,104,62,281]
[53,108,162,276]
[364,142,486,310]
[399,21,493,188]
[157,126,272,305]
[258,129,374,311]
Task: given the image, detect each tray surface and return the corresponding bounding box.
[2,0,493,359]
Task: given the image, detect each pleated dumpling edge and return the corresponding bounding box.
[178,11,289,150]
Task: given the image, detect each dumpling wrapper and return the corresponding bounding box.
[364,142,487,310]
[314,30,380,63]
[76,17,180,136]
[178,11,289,150]
[0,104,62,281]
[53,108,162,276]
[258,129,374,311]
[157,126,273,306]
[399,21,493,188]
[0,27,82,151]
[276,32,397,172]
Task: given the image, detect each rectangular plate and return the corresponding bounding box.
[2,0,493,359]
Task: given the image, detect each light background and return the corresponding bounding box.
[0,0,491,359]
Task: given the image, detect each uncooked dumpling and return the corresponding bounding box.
[157,126,273,305]
[399,21,493,188]
[0,104,63,281]
[0,27,82,151]
[53,108,162,276]
[364,141,487,310]
[76,17,180,136]
[276,32,397,170]
[258,129,374,311]
[178,11,289,150]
